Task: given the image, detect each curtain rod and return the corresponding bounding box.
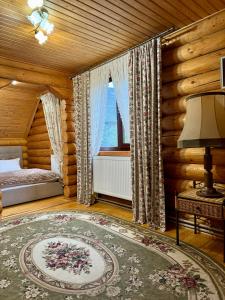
[70,26,175,78]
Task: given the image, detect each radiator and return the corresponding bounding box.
[93,156,132,200]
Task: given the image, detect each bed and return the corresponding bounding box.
[0,146,63,207]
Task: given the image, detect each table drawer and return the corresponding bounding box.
[176,198,223,219]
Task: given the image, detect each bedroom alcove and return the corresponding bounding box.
[0,71,76,204]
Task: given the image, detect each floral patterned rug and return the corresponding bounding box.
[0,211,224,300]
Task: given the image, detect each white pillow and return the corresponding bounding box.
[0,158,21,173]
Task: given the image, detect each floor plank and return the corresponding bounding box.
[1,196,224,265]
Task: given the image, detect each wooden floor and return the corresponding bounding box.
[1,196,224,265]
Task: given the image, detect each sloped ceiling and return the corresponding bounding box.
[0,82,46,138]
[0,0,224,74]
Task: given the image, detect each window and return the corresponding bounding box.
[101,80,130,150]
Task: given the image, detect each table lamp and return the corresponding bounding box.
[177,91,225,198]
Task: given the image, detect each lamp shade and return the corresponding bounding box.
[177,92,225,148]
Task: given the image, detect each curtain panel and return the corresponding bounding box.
[40,92,63,177]
[109,54,130,142]
[90,65,109,156]
[73,72,94,205]
[129,38,166,231]
[90,55,130,153]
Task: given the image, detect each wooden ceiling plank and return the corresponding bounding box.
[45,2,142,43]
[0,0,222,74]
[0,13,122,55]
[0,24,109,57]
[205,0,225,11]
[180,0,208,18]
[162,0,203,21]
[122,0,184,27]
[150,0,193,25]
[48,0,153,36]
[0,13,116,55]
[49,10,138,45]
[0,33,118,62]
[109,0,172,30]
[4,0,140,44]
[0,37,111,69]
[76,0,159,34]
[49,15,130,48]
[195,0,218,14]
[0,49,87,73]
[92,0,165,30]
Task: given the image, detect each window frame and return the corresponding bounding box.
[100,104,130,151]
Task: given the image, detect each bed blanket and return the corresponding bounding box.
[0,168,60,188]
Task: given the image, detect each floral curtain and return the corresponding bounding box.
[40,92,63,177]
[129,38,165,231]
[73,72,94,205]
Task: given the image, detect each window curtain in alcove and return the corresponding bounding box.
[73,72,93,205]
[40,92,63,176]
[129,38,165,231]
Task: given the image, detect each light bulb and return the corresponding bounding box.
[40,20,54,35]
[27,10,42,26]
[35,30,48,45]
[27,0,44,9]
[11,80,18,86]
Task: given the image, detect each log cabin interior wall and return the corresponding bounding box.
[61,100,77,198]
[27,101,51,170]
[162,10,225,213]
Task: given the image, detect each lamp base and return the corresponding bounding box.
[196,187,223,198]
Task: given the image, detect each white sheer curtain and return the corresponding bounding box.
[40,92,63,176]
[90,54,129,154]
[109,54,130,141]
[90,65,109,156]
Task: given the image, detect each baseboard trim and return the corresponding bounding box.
[96,193,132,209]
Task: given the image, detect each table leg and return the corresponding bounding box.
[176,209,179,246]
[194,215,197,234]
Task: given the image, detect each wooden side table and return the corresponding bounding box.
[175,189,225,262]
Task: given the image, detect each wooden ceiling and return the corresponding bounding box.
[0,0,224,75]
[0,82,45,138]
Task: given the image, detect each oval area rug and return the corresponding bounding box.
[0,211,224,300]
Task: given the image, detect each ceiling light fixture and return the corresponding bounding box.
[11,80,18,85]
[35,30,48,45]
[27,0,54,45]
[27,0,44,10]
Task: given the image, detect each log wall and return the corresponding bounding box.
[61,100,77,198]
[162,10,225,209]
[27,102,51,170]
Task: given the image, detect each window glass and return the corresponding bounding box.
[101,83,118,147]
